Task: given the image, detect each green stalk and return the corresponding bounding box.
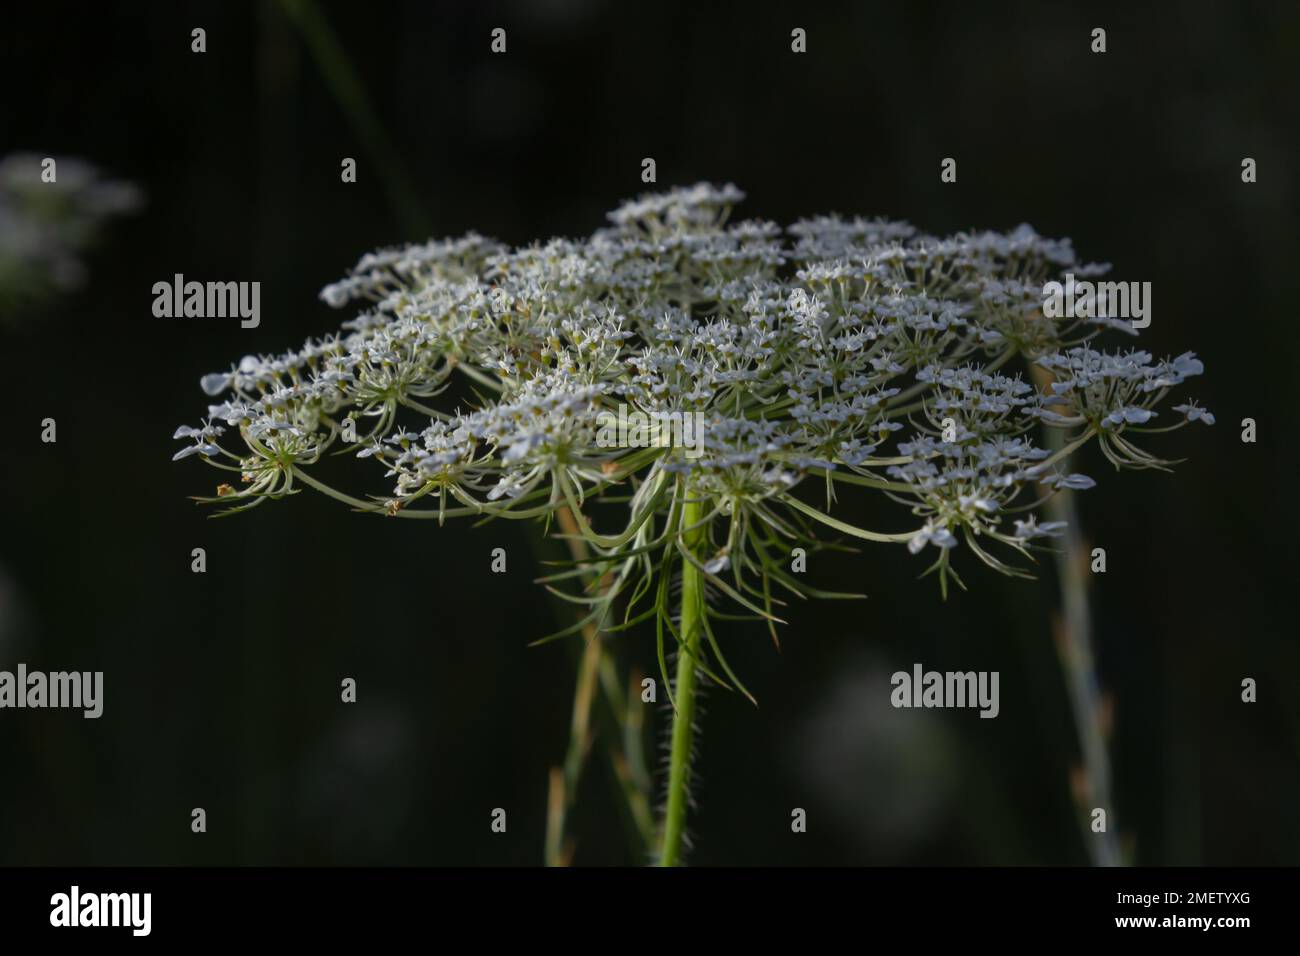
[659,497,706,867]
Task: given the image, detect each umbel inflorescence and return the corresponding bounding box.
[175,183,1209,863]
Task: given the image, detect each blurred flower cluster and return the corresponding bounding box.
[0,153,142,317]
[176,183,1210,647]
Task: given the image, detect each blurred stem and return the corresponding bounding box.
[278,0,432,236]
[1032,366,1123,867]
[659,497,706,867]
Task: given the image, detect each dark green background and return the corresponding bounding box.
[1,0,1296,865]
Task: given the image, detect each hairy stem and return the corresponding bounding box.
[659,496,707,867]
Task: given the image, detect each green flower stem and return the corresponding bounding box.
[659,496,707,867]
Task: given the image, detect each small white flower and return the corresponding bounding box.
[172,443,221,461]
[1013,516,1068,540]
[1173,402,1215,425]
[908,522,958,554]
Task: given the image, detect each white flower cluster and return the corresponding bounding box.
[176,183,1209,599]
